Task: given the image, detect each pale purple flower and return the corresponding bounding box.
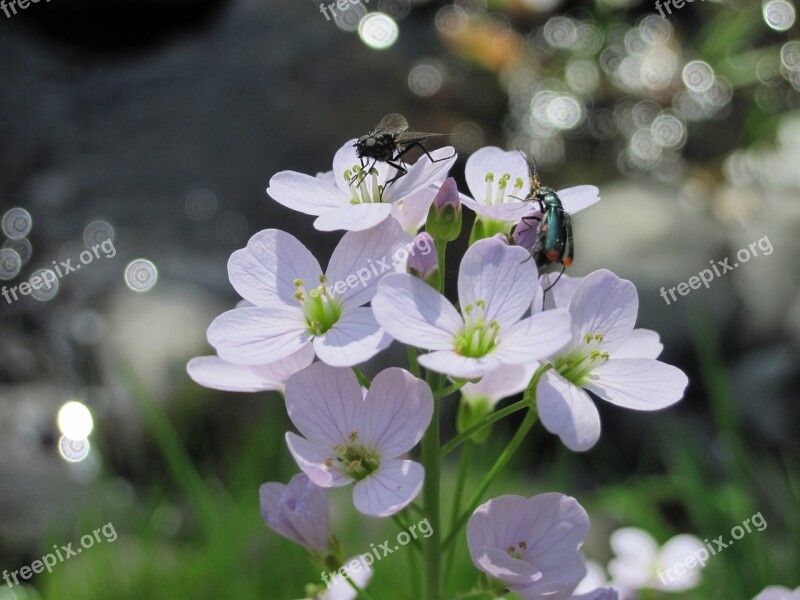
[753,586,800,600]
[533,269,687,451]
[259,473,328,552]
[460,362,537,408]
[207,219,411,368]
[571,588,619,600]
[186,345,315,393]
[608,528,705,592]
[267,140,457,232]
[462,147,600,223]
[573,560,610,595]
[467,493,590,600]
[284,363,432,517]
[372,238,572,379]
[391,186,439,234]
[319,556,374,600]
[407,232,438,280]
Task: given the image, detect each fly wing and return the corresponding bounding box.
[374,113,409,134]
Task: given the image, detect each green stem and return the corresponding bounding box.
[444,441,473,589]
[436,241,448,294]
[392,514,422,551]
[352,366,371,389]
[440,397,529,457]
[408,345,421,378]
[435,380,466,399]
[421,374,443,599]
[443,366,549,550]
[344,573,378,600]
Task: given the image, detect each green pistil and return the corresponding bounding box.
[454,300,500,358]
[505,540,528,560]
[483,172,524,205]
[333,434,380,481]
[294,278,342,335]
[343,165,382,204]
[555,333,610,385]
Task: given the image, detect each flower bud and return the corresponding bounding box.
[511,208,542,253]
[425,177,462,241]
[407,232,438,282]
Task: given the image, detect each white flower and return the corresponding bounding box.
[533,269,688,451]
[753,586,800,600]
[372,237,572,379]
[608,527,705,592]
[267,140,457,232]
[207,218,410,367]
[461,146,600,223]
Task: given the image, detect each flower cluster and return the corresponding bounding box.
[187,137,688,600]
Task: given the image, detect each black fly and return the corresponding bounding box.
[354,113,452,189]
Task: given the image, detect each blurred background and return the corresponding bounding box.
[0,0,798,598]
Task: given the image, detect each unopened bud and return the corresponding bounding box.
[407,232,439,282]
[425,178,462,241]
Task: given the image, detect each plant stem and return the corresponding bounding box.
[444,441,473,589]
[435,380,466,399]
[408,345,420,378]
[442,366,549,550]
[352,366,371,389]
[421,373,443,599]
[392,514,422,551]
[344,573,378,600]
[440,397,529,457]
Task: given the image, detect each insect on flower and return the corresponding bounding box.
[517,151,575,292]
[354,113,453,189]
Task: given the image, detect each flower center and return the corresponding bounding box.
[294,277,342,336]
[554,333,610,385]
[505,540,528,560]
[329,432,380,482]
[343,166,384,204]
[454,299,500,358]
[483,172,524,206]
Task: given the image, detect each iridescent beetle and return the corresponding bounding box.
[517,152,574,291]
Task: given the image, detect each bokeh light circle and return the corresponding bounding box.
[435,5,468,35]
[451,122,485,152]
[335,2,366,31]
[543,16,576,49]
[30,268,59,301]
[682,60,715,92]
[763,0,795,31]
[59,436,91,463]
[58,400,94,440]
[125,259,158,292]
[377,0,411,20]
[185,190,218,222]
[358,13,399,50]
[83,220,115,247]
[2,207,32,239]
[3,238,32,265]
[651,113,686,148]
[0,248,22,280]
[408,63,443,97]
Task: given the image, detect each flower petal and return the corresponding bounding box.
[258,473,329,552]
[352,459,424,517]
[557,185,600,215]
[458,237,537,329]
[359,368,433,456]
[390,186,438,233]
[585,359,688,411]
[325,555,374,600]
[372,273,463,350]
[419,349,500,379]
[537,370,601,452]
[228,229,323,306]
[568,270,638,353]
[523,493,590,568]
[383,147,458,203]
[464,147,530,203]
[285,432,350,488]
[492,310,572,365]
[314,203,394,232]
[285,362,364,447]
[313,306,391,367]
[267,171,344,216]
[326,219,412,307]
[613,329,663,359]
[186,345,315,393]
[461,196,533,222]
[461,362,538,406]
[535,272,582,312]
[207,306,312,365]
